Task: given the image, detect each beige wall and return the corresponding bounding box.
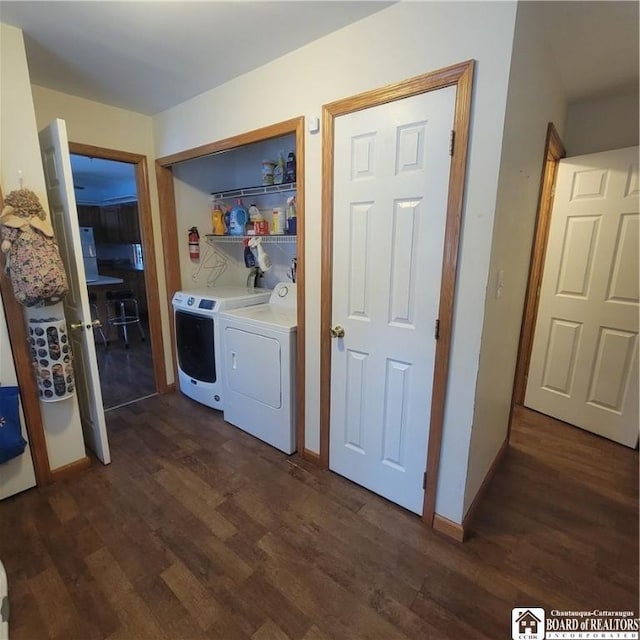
[1,23,86,470]
[464,1,568,516]
[31,85,174,382]
[564,88,639,156]
[153,1,519,523]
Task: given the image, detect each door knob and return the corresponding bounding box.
[89,319,102,329]
[330,325,345,338]
[70,321,85,331]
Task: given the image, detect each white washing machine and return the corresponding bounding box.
[218,282,297,453]
[172,286,271,410]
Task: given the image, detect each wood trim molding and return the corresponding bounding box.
[155,118,307,452]
[156,118,304,168]
[320,61,476,529]
[432,514,465,543]
[294,119,307,457]
[511,124,566,412]
[460,437,509,538]
[302,449,321,465]
[0,184,52,486]
[155,163,181,384]
[422,61,474,525]
[50,455,91,482]
[68,142,168,394]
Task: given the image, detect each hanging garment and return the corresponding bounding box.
[0,189,68,306]
[0,386,26,464]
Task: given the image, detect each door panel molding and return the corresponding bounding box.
[320,60,475,526]
[69,142,168,395]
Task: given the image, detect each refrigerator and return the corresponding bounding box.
[79,226,98,282]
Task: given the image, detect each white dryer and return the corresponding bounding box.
[218,282,297,453]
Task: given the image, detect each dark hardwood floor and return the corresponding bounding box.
[0,397,637,639]
[94,318,155,410]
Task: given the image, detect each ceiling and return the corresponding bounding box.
[532,0,638,102]
[0,1,636,117]
[0,1,393,115]
[70,154,137,205]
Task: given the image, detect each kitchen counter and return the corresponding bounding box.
[86,275,124,286]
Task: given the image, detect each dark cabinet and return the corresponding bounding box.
[77,205,104,242]
[100,205,120,243]
[119,203,141,244]
[76,202,140,244]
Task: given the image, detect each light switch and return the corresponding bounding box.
[308,116,320,134]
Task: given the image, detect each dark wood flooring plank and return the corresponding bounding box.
[84,546,169,640]
[259,532,411,640]
[241,570,313,640]
[1,395,636,640]
[160,560,225,631]
[251,619,293,640]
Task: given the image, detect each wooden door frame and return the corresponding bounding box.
[155,117,306,455]
[0,185,52,486]
[319,60,475,526]
[510,123,566,422]
[69,142,169,395]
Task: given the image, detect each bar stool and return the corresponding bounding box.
[105,289,145,348]
[88,292,109,347]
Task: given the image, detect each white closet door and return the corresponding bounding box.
[329,87,456,514]
[525,146,639,447]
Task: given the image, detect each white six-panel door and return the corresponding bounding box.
[329,87,456,514]
[39,119,111,464]
[525,146,639,447]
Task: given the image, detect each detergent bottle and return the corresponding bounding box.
[211,201,227,235]
[229,199,248,236]
[273,152,285,185]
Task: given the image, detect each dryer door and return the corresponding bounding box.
[224,327,282,409]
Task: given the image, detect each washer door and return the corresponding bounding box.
[175,310,216,382]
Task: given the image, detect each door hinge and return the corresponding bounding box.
[423,471,427,490]
[449,130,455,156]
[435,319,440,340]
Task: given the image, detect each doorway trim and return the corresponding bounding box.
[69,142,169,395]
[319,60,474,526]
[511,123,565,415]
[155,117,306,456]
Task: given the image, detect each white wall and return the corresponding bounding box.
[563,88,639,156]
[30,85,174,382]
[0,23,86,470]
[463,1,568,516]
[153,1,518,523]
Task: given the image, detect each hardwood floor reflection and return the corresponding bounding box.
[93,318,155,410]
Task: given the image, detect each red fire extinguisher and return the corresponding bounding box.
[188,226,200,261]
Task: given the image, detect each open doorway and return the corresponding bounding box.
[70,152,156,410]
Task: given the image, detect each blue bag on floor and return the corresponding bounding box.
[0,386,26,464]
